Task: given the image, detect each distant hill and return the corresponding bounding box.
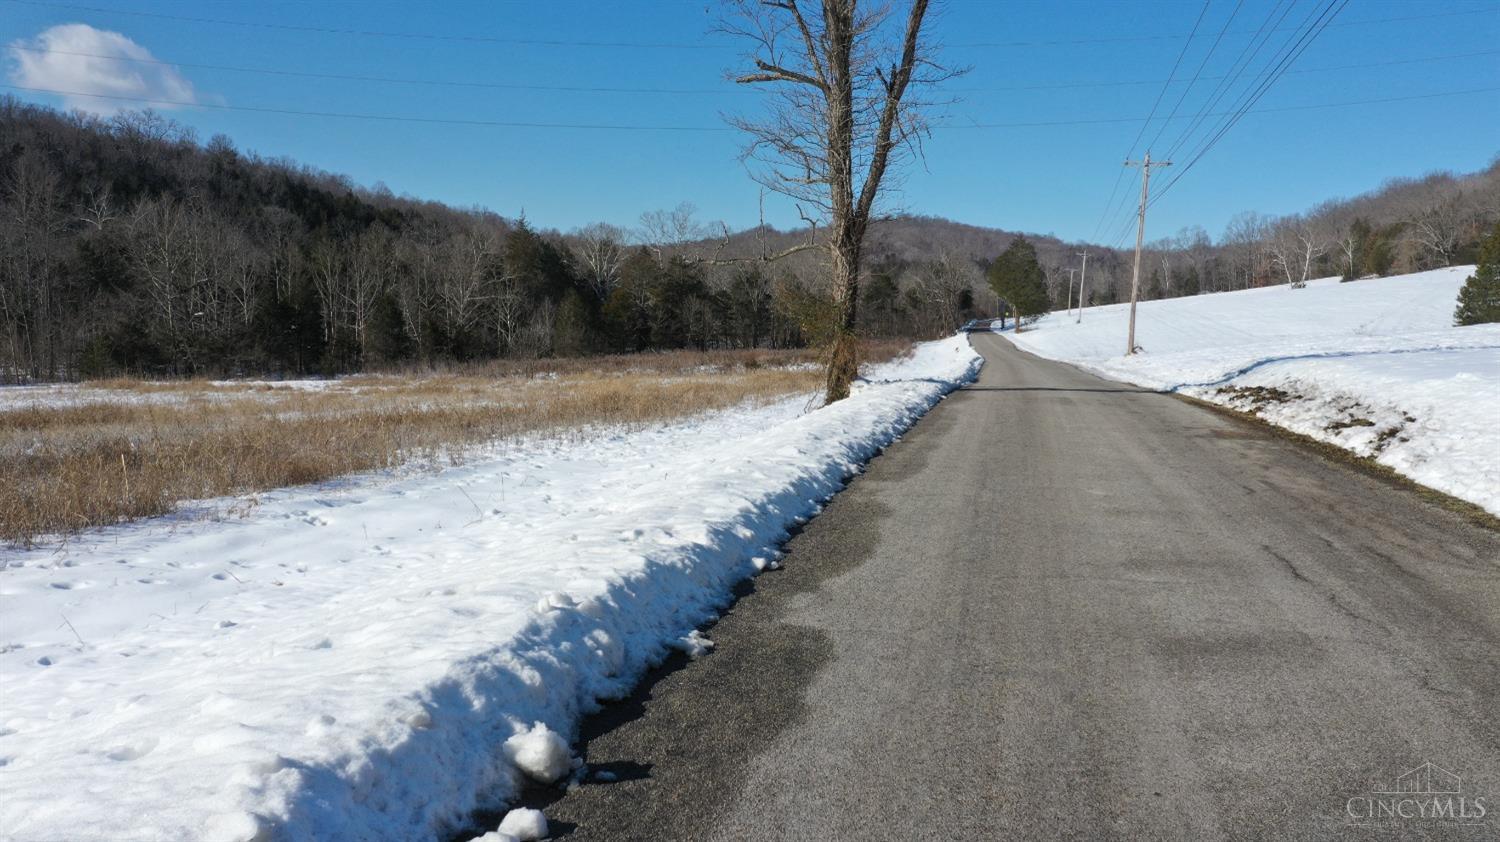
[2,93,1494,381]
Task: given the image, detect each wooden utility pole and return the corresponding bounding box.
[1065,267,1077,315]
[1124,151,1170,355]
[1075,250,1089,324]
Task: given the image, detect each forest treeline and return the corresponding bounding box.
[0,98,966,382]
[2,96,1497,381]
[717,160,1500,314]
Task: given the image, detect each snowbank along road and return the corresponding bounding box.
[0,338,982,842]
[1004,267,1500,515]
[541,333,1500,840]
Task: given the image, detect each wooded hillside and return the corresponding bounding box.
[2,96,1495,381]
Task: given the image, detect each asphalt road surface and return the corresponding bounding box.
[539,333,1500,841]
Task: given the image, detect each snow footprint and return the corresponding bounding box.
[105,737,158,761]
[49,580,92,590]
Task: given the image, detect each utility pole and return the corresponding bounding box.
[1075,250,1089,324]
[1065,267,1077,316]
[1124,151,1170,355]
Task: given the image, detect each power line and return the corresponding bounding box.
[1157,0,1299,171]
[9,77,1487,135]
[1125,0,1214,157]
[1145,0,1245,153]
[1100,0,1340,247]
[1100,0,1353,250]
[947,6,1499,47]
[0,84,739,131]
[5,46,740,95]
[0,0,728,49]
[956,49,1500,92]
[1088,0,1213,243]
[1149,0,1353,210]
[2,0,1494,50]
[11,43,1495,98]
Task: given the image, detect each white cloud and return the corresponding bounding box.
[6,23,199,116]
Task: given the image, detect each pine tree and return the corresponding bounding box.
[987,237,1050,333]
[1455,223,1500,326]
[553,290,595,357]
[364,291,411,366]
[1180,266,1201,296]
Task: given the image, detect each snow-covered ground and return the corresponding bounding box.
[1001,266,1500,514]
[0,337,981,842]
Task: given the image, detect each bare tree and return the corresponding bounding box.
[1222,211,1268,289]
[0,153,66,378]
[1171,225,1212,292]
[255,207,304,301]
[493,271,527,355]
[638,203,709,260]
[129,197,194,368]
[1267,215,1328,288]
[1403,187,1471,269]
[441,226,499,341]
[76,184,116,231]
[572,222,628,301]
[910,252,976,332]
[725,0,957,402]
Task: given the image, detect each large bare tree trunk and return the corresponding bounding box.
[727,0,947,404]
[822,2,860,400]
[827,227,861,400]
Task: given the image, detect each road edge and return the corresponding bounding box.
[1173,392,1500,532]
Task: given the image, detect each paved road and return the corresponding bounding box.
[539,333,1500,840]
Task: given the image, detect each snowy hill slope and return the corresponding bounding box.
[1001,266,1500,514]
[0,337,980,842]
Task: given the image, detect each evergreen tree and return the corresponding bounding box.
[553,290,595,357]
[504,219,577,304]
[364,291,411,366]
[1455,223,1500,326]
[723,268,773,348]
[603,249,657,352]
[1180,266,1201,296]
[860,272,904,338]
[1345,218,1373,280]
[649,257,710,348]
[987,237,1050,332]
[253,281,325,375]
[1373,223,1403,275]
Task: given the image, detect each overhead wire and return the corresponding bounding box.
[1159,0,1301,163]
[1101,0,1338,248]
[0,0,1476,248]
[1087,0,1214,243]
[8,43,1494,97]
[4,79,1486,135]
[1145,0,1246,153]
[1147,0,1353,212]
[1,0,1489,50]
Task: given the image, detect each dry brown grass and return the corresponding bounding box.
[1,342,911,546]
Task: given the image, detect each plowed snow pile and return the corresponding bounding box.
[1001,266,1500,514]
[0,336,981,842]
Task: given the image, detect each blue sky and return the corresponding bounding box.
[2,0,1497,246]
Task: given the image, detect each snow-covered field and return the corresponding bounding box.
[0,337,981,842]
[1001,266,1500,514]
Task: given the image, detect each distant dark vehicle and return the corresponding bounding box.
[960,319,995,332]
